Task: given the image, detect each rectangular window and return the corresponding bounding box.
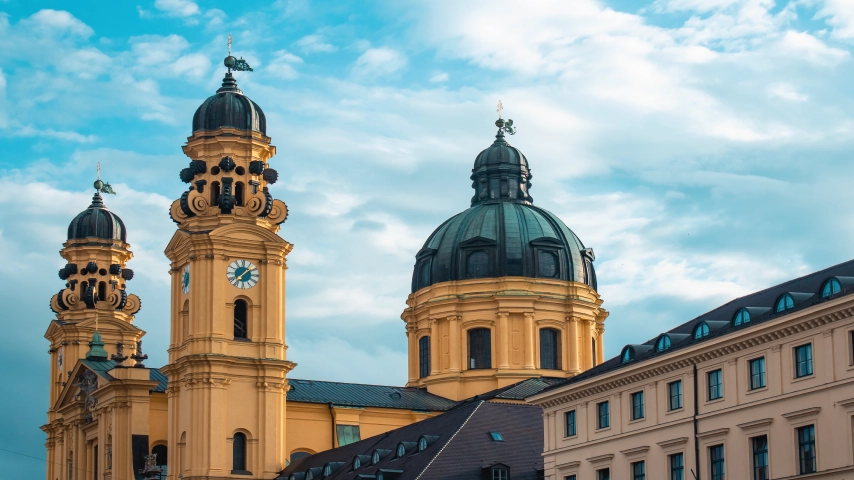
[565,410,576,437]
[710,444,725,480]
[632,461,645,480]
[336,425,361,447]
[631,391,645,420]
[669,453,684,480]
[794,343,813,378]
[708,369,723,400]
[419,336,430,378]
[564,476,576,480]
[751,435,768,480]
[493,469,508,480]
[597,468,610,480]
[668,380,683,411]
[597,401,610,429]
[798,425,816,474]
[749,358,766,390]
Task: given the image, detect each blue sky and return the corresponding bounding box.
[4,0,854,476]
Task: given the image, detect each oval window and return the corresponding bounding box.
[466,250,490,278]
[538,251,559,278]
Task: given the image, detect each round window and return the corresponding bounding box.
[538,251,558,278]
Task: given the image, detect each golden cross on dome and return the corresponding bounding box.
[228,34,232,56]
[497,100,503,119]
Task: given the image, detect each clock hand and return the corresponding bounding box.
[235,266,257,282]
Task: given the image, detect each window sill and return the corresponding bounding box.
[628,417,645,425]
[233,337,252,342]
[563,434,578,440]
[792,373,816,384]
[705,396,725,405]
[665,407,684,416]
[231,470,253,476]
[746,386,768,395]
[594,426,611,433]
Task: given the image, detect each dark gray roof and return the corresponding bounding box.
[539,258,854,393]
[192,72,266,134]
[286,378,457,411]
[278,401,544,480]
[67,193,126,242]
[469,377,566,402]
[79,359,167,393]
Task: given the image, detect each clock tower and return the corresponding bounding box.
[160,55,293,479]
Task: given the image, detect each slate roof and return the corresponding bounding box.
[79,359,167,393]
[277,401,544,480]
[473,377,566,402]
[537,258,854,394]
[286,378,458,411]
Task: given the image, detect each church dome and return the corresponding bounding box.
[67,192,127,243]
[411,118,596,292]
[192,72,266,134]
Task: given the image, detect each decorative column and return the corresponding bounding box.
[581,319,593,370]
[567,317,579,373]
[524,313,536,369]
[448,316,461,373]
[497,313,510,369]
[429,319,440,375]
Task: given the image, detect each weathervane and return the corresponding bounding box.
[495,100,516,135]
[94,162,116,195]
[224,34,253,72]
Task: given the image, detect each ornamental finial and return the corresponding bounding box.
[224,34,253,72]
[494,101,516,136]
[94,163,116,194]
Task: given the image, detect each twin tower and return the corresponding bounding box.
[43,57,607,480]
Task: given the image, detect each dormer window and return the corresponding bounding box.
[482,464,511,480]
[466,250,490,278]
[775,294,794,313]
[418,437,427,451]
[537,250,559,278]
[821,278,841,298]
[490,432,504,442]
[621,346,634,364]
[656,335,671,352]
[694,322,710,339]
[733,308,750,326]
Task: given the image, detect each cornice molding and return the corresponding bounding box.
[737,418,773,430]
[782,407,821,420]
[696,428,729,439]
[657,437,689,448]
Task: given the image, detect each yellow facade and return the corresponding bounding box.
[403,277,607,401]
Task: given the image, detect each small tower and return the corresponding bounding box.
[402,109,608,401]
[161,47,294,479]
[45,180,143,411]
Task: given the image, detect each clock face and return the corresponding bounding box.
[181,264,190,294]
[227,260,258,289]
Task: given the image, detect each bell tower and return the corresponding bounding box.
[161,51,293,480]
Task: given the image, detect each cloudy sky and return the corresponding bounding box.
[3,0,854,475]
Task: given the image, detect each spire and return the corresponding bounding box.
[85,330,108,360]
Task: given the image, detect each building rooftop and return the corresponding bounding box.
[537,257,854,394]
[285,378,458,411]
[277,401,544,480]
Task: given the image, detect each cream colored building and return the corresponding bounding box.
[529,262,854,480]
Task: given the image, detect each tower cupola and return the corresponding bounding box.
[192,71,266,134]
[67,190,127,243]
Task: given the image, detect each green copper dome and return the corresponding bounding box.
[411,123,596,293]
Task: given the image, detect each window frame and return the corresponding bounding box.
[709,444,725,480]
[797,425,817,474]
[656,335,671,352]
[821,277,841,298]
[233,299,249,340]
[694,322,710,339]
[707,369,723,401]
[418,336,430,379]
[733,308,750,326]
[596,468,610,480]
[775,293,795,313]
[539,328,562,370]
[668,380,683,411]
[631,461,645,480]
[669,452,684,480]
[748,357,766,391]
[467,328,493,370]
[596,401,610,430]
[464,249,492,279]
[751,435,768,480]
[630,390,645,421]
[564,410,576,437]
[232,432,249,474]
[793,343,814,379]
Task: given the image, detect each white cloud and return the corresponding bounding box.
[429,72,449,83]
[767,82,808,102]
[154,0,200,17]
[296,34,337,54]
[816,0,854,39]
[21,9,93,37]
[353,47,408,77]
[266,49,303,79]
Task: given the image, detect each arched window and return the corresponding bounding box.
[419,336,430,378]
[466,251,490,278]
[621,346,633,364]
[775,294,794,313]
[694,322,710,339]
[152,444,168,475]
[235,182,245,207]
[538,251,559,278]
[468,328,492,369]
[733,308,750,326]
[539,328,561,370]
[232,432,247,473]
[821,278,841,298]
[656,335,671,352]
[234,300,248,339]
[211,181,221,206]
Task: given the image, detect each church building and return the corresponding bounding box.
[41,52,606,480]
